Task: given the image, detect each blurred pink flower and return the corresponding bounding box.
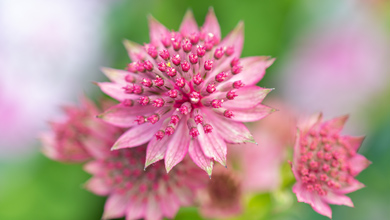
[85,146,208,220]
[40,97,120,163]
[236,100,296,192]
[97,8,275,175]
[198,165,242,218]
[280,14,389,131]
[291,113,371,218]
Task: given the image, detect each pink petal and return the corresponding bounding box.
[222,86,273,109]
[125,197,146,220]
[98,104,156,128]
[123,39,151,62]
[40,133,58,160]
[171,187,192,206]
[112,123,161,150]
[293,183,332,218]
[202,7,221,42]
[188,139,214,176]
[157,183,180,218]
[145,135,170,168]
[323,114,349,133]
[322,192,354,207]
[101,67,138,84]
[204,110,254,143]
[179,10,199,37]
[148,15,170,48]
[146,196,163,220]
[336,179,365,194]
[85,177,111,196]
[84,161,103,175]
[197,124,227,166]
[298,113,323,133]
[219,56,274,87]
[227,103,276,122]
[102,193,128,220]
[348,154,371,176]
[345,135,365,151]
[165,120,190,172]
[96,82,140,102]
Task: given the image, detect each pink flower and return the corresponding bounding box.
[97,8,275,175]
[85,146,208,220]
[291,113,371,218]
[40,97,120,162]
[198,165,242,218]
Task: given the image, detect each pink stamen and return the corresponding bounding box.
[126,62,137,72]
[224,110,234,118]
[181,60,190,72]
[225,46,234,56]
[194,114,203,124]
[189,91,200,103]
[172,54,181,66]
[211,99,222,108]
[206,83,216,93]
[135,116,146,125]
[189,53,198,64]
[215,71,228,82]
[233,80,245,89]
[165,126,175,136]
[193,73,203,85]
[175,77,186,88]
[159,49,170,60]
[214,47,224,59]
[146,45,158,58]
[161,37,171,48]
[232,65,242,74]
[147,114,159,124]
[172,38,181,51]
[143,60,154,71]
[141,78,152,87]
[203,124,213,133]
[189,32,200,44]
[153,98,165,107]
[136,61,145,72]
[139,96,150,105]
[153,77,164,87]
[158,62,167,72]
[125,74,135,83]
[133,85,142,94]
[122,84,134,94]
[170,115,180,125]
[167,89,178,98]
[182,39,192,52]
[166,67,177,77]
[122,99,133,107]
[204,60,213,70]
[230,57,240,66]
[226,90,237,100]
[197,45,206,57]
[155,130,165,140]
[189,127,200,137]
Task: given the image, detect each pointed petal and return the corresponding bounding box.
[322,192,354,207]
[222,86,273,109]
[102,193,128,220]
[125,197,146,220]
[148,15,170,48]
[227,103,276,122]
[165,120,190,172]
[179,10,199,37]
[202,7,220,41]
[323,115,349,133]
[101,67,139,84]
[146,196,163,220]
[336,179,365,194]
[171,187,192,206]
[145,135,170,168]
[293,183,332,218]
[345,135,365,151]
[96,82,140,102]
[98,104,155,128]
[158,184,180,218]
[85,177,111,196]
[123,39,150,62]
[204,110,254,143]
[298,113,323,133]
[197,124,227,166]
[112,123,161,150]
[349,154,371,176]
[188,139,214,176]
[82,136,111,159]
[220,56,274,88]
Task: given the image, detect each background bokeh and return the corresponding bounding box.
[0,0,389,219]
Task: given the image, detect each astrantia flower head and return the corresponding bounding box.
[85,146,208,220]
[41,97,120,162]
[291,113,371,218]
[97,8,275,175]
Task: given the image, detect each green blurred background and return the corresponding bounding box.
[1,0,389,219]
